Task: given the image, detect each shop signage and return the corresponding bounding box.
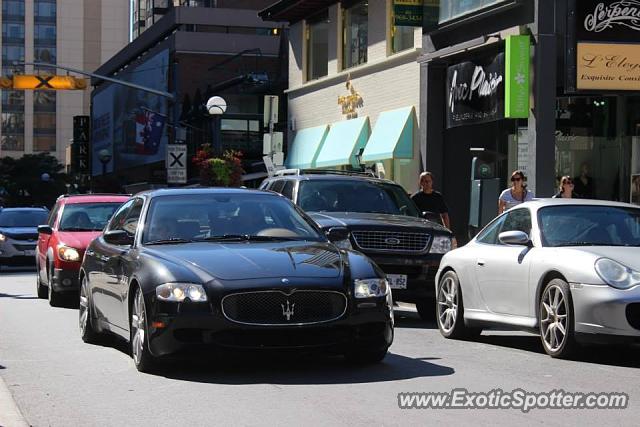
[338,75,363,119]
[504,35,530,119]
[446,53,505,128]
[393,0,423,26]
[577,42,640,90]
[577,0,640,41]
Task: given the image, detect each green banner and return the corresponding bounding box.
[505,35,530,119]
[394,0,423,27]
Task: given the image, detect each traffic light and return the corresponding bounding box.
[11,75,88,90]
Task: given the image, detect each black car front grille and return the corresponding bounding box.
[222,290,347,326]
[7,233,38,241]
[13,244,36,251]
[351,230,430,253]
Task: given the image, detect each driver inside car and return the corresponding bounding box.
[148,217,178,241]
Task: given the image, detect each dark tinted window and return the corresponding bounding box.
[281,181,294,200]
[0,209,48,227]
[48,203,60,227]
[106,199,135,232]
[270,180,285,193]
[59,202,124,231]
[109,199,143,236]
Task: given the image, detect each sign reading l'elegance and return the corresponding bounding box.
[446,53,505,128]
[577,0,640,41]
[577,42,640,89]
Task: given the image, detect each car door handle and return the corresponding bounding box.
[477,259,485,266]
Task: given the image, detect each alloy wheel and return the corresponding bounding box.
[437,275,458,333]
[540,284,568,353]
[131,289,146,366]
[79,278,89,336]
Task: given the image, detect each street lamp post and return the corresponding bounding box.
[206,96,227,153]
[98,149,112,177]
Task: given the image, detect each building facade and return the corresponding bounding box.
[420,0,640,243]
[92,1,286,189]
[260,0,423,192]
[0,0,129,163]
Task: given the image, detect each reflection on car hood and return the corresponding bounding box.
[308,211,449,233]
[0,227,39,240]
[571,246,640,271]
[57,231,102,249]
[144,241,343,280]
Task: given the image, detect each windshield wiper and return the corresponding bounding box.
[554,242,628,247]
[200,234,298,242]
[144,238,194,245]
[60,227,100,232]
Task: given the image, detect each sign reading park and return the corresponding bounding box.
[577,42,640,90]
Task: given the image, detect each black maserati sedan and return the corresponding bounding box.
[79,188,394,372]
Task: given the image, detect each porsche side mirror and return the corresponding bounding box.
[37,225,53,235]
[103,229,134,246]
[499,230,531,246]
[326,227,349,242]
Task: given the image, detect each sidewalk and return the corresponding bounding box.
[0,373,29,427]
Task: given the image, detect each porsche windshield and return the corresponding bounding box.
[297,180,420,217]
[539,205,640,247]
[142,193,324,244]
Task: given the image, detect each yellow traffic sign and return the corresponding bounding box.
[11,75,88,90]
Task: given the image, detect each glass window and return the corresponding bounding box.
[1,134,24,151]
[500,208,532,236]
[281,181,294,200]
[342,1,368,70]
[1,112,24,133]
[60,202,124,231]
[391,25,414,54]
[34,91,56,112]
[2,22,25,39]
[438,0,504,23]
[0,209,48,227]
[48,202,61,227]
[306,11,329,81]
[107,199,135,232]
[270,180,285,194]
[33,136,56,152]
[2,45,24,63]
[34,112,55,131]
[2,90,24,110]
[34,23,56,41]
[35,47,56,63]
[2,1,25,17]
[35,0,56,21]
[476,215,507,245]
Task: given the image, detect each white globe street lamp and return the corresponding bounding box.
[206,96,227,153]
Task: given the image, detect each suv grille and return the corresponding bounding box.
[351,230,430,253]
[222,290,347,326]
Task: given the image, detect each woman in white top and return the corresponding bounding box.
[498,170,534,214]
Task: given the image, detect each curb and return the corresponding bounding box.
[0,374,29,427]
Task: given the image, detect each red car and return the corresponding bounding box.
[36,194,130,306]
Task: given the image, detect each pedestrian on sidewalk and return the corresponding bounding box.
[411,171,450,229]
[553,176,577,198]
[498,170,534,214]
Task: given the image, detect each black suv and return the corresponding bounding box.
[260,170,454,320]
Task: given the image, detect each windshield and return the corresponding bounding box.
[142,193,324,244]
[60,203,123,231]
[0,210,48,228]
[539,205,640,247]
[298,180,420,217]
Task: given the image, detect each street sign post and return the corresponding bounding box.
[166,144,187,184]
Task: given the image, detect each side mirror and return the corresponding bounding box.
[499,230,531,246]
[37,225,53,235]
[103,229,134,246]
[326,227,349,242]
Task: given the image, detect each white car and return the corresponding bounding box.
[435,199,640,358]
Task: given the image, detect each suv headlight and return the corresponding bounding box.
[0,233,6,242]
[595,258,640,290]
[354,278,389,298]
[333,238,353,250]
[156,283,208,302]
[430,235,452,254]
[58,246,80,262]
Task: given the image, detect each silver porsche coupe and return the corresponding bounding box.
[435,199,640,358]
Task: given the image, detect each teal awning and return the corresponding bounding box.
[285,125,329,169]
[362,106,415,163]
[315,117,370,168]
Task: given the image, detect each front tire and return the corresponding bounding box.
[131,286,156,372]
[47,262,63,307]
[436,271,481,339]
[539,278,577,358]
[79,276,101,344]
[36,261,47,299]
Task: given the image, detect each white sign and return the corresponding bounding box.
[263,155,276,177]
[167,144,187,184]
[273,152,284,167]
[263,95,279,125]
[263,132,284,154]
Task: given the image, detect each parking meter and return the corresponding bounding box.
[469,156,500,237]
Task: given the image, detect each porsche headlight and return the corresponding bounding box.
[430,235,452,254]
[58,246,80,262]
[595,258,640,290]
[156,283,208,302]
[354,278,389,298]
[0,233,5,242]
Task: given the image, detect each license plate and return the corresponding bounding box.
[387,274,407,289]
[24,250,35,256]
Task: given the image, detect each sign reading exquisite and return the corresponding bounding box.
[504,35,530,119]
[577,42,640,90]
[393,0,423,26]
[446,53,505,128]
[577,0,640,41]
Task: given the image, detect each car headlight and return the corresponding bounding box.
[594,258,640,290]
[0,233,5,242]
[354,278,389,298]
[58,246,80,262]
[333,238,353,250]
[156,283,208,302]
[430,235,452,254]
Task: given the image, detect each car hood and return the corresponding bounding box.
[143,241,343,280]
[0,227,39,240]
[308,211,449,233]
[569,246,640,271]
[57,231,102,249]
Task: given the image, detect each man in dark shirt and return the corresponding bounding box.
[411,171,450,229]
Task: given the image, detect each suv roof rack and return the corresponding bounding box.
[274,169,375,178]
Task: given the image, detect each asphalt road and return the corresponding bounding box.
[1,269,640,426]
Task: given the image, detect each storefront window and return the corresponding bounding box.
[438,0,505,23]
[391,25,414,54]
[306,11,329,81]
[342,1,367,70]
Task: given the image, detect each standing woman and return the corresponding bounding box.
[553,176,576,198]
[498,170,534,214]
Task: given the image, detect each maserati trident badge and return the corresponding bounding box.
[281,300,295,321]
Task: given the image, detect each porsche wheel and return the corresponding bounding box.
[539,278,577,358]
[436,271,481,339]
